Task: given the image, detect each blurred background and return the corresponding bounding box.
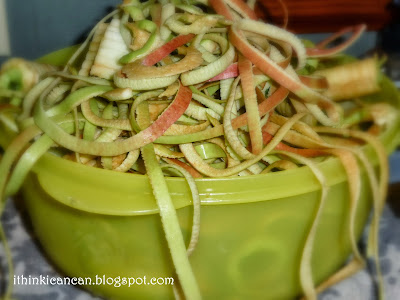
[0,0,119,63]
[0,0,398,64]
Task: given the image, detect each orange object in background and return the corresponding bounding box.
[256,0,393,33]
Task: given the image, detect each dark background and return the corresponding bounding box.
[0,0,387,63]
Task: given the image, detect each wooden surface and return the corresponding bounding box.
[256,0,394,33]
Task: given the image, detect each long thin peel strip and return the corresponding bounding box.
[231,86,289,129]
[328,149,363,262]
[180,113,304,177]
[223,77,255,159]
[317,148,367,295]
[34,84,192,156]
[224,0,258,20]
[229,24,341,126]
[18,77,55,120]
[161,163,201,256]
[81,100,132,131]
[46,85,113,117]
[142,144,201,300]
[238,55,263,154]
[307,24,367,58]
[276,151,328,300]
[65,10,120,72]
[181,41,235,86]
[5,134,54,197]
[90,18,130,79]
[0,126,41,203]
[314,126,388,300]
[0,125,43,299]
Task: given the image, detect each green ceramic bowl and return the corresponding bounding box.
[10,48,400,299]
